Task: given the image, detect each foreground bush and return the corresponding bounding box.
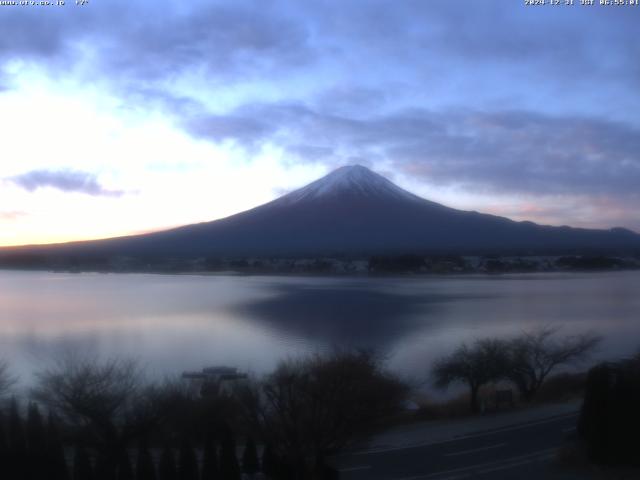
[0,349,409,479]
[236,350,409,479]
[578,355,640,466]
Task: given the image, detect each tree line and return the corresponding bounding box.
[0,327,602,479]
[0,350,408,480]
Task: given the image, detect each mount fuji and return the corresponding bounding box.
[2,165,639,261]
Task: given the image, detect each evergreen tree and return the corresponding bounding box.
[200,435,218,480]
[313,456,340,480]
[8,398,26,480]
[27,402,47,455]
[136,438,157,480]
[95,453,118,480]
[0,410,8,455]
[46,412,70,480]
[241,437,259,476]
[74,446,94,480]
[0,410,9,478]
[26,402,47,480]
[260,445,295,480]
[158,445,177,480]
[178,436,198,480]
[8,397,26,455]
[116,451,134,480]
[218,426,240,480]
[261,445,278,480]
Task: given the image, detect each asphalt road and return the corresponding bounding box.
[337,412,580,480]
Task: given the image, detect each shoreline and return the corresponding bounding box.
[0,264,638,278]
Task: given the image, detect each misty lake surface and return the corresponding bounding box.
[1,270,639,390]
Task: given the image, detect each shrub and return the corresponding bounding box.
[578,357,640,466]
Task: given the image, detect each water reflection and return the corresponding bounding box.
[235,285,432,349]
[0,270,638,388]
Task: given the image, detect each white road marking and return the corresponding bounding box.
[476,452,555,475]
[392,448,557,480]
[350,412,578,456]
[443,442,506,457]
[339,465,371,472]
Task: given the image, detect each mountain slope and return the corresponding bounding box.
[2,165,640,259]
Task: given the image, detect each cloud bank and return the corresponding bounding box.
[186,103,640,197]
[0,0,638,236]
[8,170,125,197]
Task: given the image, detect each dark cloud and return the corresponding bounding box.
[2,0,636,111]
[185,114,273,146]
[285,144,335,163]
[0,8,71,61]
[1,0,637,229]
[312,86,389,115]
[98,4,311,88]
[0,1,312,91]
[185,102,640,198]
[0,0,636,163]
[388,111,640,197]
[315,1,639,81]
[183,102,426,149]
[123,87,203,117]
[8,170,125,197]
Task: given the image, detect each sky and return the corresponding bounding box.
[0,0,638,246]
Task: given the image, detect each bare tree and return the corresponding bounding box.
[32,353,154,478]
[507,326,601,402]
[432,338,510,414]
[236,350,408,478]
[33,354,141,425]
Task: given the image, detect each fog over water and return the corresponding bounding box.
[1,270,638,392]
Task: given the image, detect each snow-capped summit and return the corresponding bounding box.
[276,165,422,205]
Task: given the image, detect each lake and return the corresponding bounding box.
[1,270,639,391]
